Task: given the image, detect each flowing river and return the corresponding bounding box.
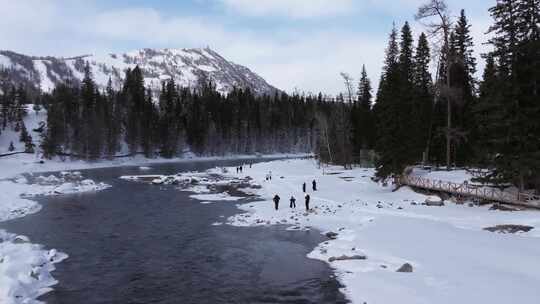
[1,159,347,304]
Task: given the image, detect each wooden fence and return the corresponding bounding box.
[400,174,540,209]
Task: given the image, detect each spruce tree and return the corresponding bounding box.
[412,32,434,164]
[397,22,417,162]
[374,24,408,181]
[449,9,478,164]
[351,65,374,160]
[19,123,34,153]
[480,0,540,190]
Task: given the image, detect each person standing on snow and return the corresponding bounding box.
[273,194,281,210]
[305,194,311,211]
[302,182,306,193]
[312,180,317,191]
[290,196,296,209]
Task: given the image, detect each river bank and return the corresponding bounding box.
[206,158,540,304]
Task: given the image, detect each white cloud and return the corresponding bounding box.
[91,8,230,46]
[219,0,356,18]
[220,30,386,95]
[0,0,496,96]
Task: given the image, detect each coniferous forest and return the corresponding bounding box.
[0,0,539,192]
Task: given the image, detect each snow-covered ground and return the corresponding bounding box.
[411,167,477,184]
[0,105,46,154]
[178,159,540,304]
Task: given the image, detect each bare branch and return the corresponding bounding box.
[340,72,355,103]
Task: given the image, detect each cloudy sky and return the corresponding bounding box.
[0,0,495,95]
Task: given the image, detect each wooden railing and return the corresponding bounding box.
[400,174,540,209]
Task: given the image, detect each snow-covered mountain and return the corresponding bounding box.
[0,48,278,95]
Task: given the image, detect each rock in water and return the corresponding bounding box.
[483,225,534,234]
[326,232,339,239]
[396,263,413,273]
[328,255,367,262]
[489,204,519,212]
[425,196,444,206]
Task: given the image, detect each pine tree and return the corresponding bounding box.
[453,9,477,96]
[19,123,34,153]
[473,55,502,166]
[397,22,417,162]
[351,65,373,161]
[412,32,434,164]
[104,78,120,158]
[449,9,478,164]
[374,24,409,180]
[480,0,540,190]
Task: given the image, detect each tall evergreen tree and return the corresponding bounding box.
[449,9,478,164]
[351,65,374,160]
[397,22,417,161]
[478,0,540,190]
[374,24,408,180]
[412,32,434,163]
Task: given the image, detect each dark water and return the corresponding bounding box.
[1,159,347,304]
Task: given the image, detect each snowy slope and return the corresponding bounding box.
[0,48,278,95]
[0,105,46,154]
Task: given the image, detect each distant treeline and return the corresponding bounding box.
[1,64,359,161]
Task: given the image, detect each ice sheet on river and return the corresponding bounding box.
[120,170,258,203]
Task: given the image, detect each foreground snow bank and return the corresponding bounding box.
[214,159,540,304]
[0,230,67,304]
[0,171,111,304]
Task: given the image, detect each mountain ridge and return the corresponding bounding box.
[0,47,278,95]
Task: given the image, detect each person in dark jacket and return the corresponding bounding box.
[305,194,310,211]
[273,194,280,210]
[302,182,306,192]
[312,180,317,191]
[290,196,296,208]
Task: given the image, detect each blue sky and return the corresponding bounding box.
[0,0,495,94]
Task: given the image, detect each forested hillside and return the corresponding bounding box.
[0,64,325,159]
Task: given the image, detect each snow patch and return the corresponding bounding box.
[190,193,243,202]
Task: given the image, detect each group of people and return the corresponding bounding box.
[273,180,317,212]
[235,162,253,174]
